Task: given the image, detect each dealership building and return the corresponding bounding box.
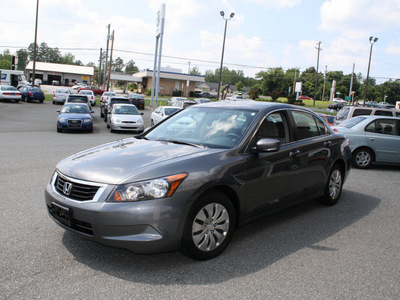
[25,62,94,86]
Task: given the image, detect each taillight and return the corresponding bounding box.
[29,92,33,96]
[3,93,10,95]
[53,94,56,98]
[333,128,338,132]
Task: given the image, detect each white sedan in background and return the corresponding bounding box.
[0,85,21,103]
[107,103,144,133]
[79,90,96,106]
[151,106,181,126]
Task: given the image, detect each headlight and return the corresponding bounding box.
[109,173,187,202]
[84,118,92,123]
[112,118,121,123]
[58,117,66,122]
[137,118,143,124]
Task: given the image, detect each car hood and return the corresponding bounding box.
[59,113,92,119]
[56,138,215,184]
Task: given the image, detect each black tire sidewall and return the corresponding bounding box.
[182,191,236,260]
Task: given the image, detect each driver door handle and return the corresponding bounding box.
[289,149,300,158]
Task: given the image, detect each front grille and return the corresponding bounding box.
[122,121,136,123]
[55,174,100,201]
[68,119,82,128]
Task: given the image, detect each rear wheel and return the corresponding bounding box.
[182,191,236,260]
[320,164,343,206]
[353,148,373,169]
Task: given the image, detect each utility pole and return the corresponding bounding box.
[363,36,378,106]
[349,63,355,99]
[186,61,191,97]
[107,30,115,91]
[293,68,297,93]
[103,24,110,89]
[322,65,327,101]
[313,41,321,106]
[98,48,102,85]
[32,0,39,84]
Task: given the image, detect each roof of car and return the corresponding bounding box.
[190,100,309,112]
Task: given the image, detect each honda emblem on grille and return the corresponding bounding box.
[63,182,72,195]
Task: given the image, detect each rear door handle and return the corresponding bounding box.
[324,141,332,147]
[289,149,300,158]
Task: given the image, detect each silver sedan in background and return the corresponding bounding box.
[107,103,144,133]
[52,88,71,105]
[332,116,400,168]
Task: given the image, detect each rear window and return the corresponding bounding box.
[340,117,366,128]
[353,109,372,117]
[68,96,88,102]
[31,87,42,92]
[1,86,17,91]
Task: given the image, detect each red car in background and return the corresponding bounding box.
[298,95,313,100]
[317,113,335,126]
[78,86,106,96]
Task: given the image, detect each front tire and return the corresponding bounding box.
[182,191,236,260]
[353,148,373,169]
[320,164,343,206]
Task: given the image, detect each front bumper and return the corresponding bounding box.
[44,172,185,253]
[110,123,144,132]
[57,120,93,130]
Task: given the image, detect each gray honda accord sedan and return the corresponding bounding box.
[45,101,352,260]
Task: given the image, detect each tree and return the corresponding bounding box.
[190,66,201,75]
[235,81,244,92]
[256,67,288,95]
[124,60,139,74]
[0,59,11,69]
[113,57,124,72]
[16,49,29,70]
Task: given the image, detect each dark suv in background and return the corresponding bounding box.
[128,93,145,110]
[102,97,131,122]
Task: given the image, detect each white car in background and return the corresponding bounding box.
[107,103,144,133]
[72,83,87,90]
[79,90,96,106]
[52,88,71,105]
[0,85,21,103]
[151,106,181,126]
[167,97,187,106]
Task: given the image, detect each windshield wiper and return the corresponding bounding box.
[158,139,205,148]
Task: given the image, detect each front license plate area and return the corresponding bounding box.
[51,202,72,227]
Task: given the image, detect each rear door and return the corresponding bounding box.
[365,118,400,163]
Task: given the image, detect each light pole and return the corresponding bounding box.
[32,0,39,85]
[217,11,234,101]
[363,36,378,106]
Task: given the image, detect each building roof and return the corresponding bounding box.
[110,72,142,82]
[134,69,205,82]
[26,62,94,76]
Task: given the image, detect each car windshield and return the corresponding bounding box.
[61,105,90,114]
[113,105,139,115]
[339,116,366,128]
[164,107,180,116]
[80,91,91,94]
[144,106,258,149]
[335,107,349,120]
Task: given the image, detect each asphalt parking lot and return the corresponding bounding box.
[1,100,399,299]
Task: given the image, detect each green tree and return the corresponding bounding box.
[0,59,12,69]
[113,57,124,72]
[124,60,139,74]
[256,67,288,95]
[16,49,29,70]
[235,81,244,92]
[190,66,201,75]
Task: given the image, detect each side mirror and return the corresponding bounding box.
[107,111,111,114]
[140,113,144,115]
[253,138,281,153]
[56,109,60,113]
[91,110,94,113]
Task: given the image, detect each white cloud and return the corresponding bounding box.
[320,0,400,38]
[386,38,400,55]
[246,0,302,10]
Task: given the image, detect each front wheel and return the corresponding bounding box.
[353,148,373,169]
[320,164,343,206]
[182,191,236,260]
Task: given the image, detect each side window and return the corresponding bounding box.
[291,111,320,140]
[353,109,372,117]
[255,111,289,144]
[315,116,328,135]
[374,110,393,116]
[365,119,398,135]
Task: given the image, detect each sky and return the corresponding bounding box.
[1,0,400,83]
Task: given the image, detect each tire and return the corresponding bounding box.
[53,100,55,104]
[352,148,373,169]
[151,120,154,126]
[57,127,62,133]
[25,96,28,103]
[104,112,107,122]
[320,164,343,206]
[15,99,19,103]
[182,191,236,260]
[106,123,110,128]
[110,127,114,133]
[100,109,104,118]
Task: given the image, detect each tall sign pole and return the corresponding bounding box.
[32,0,39,84]
[103,24,110,88]
[150,4,166,109]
